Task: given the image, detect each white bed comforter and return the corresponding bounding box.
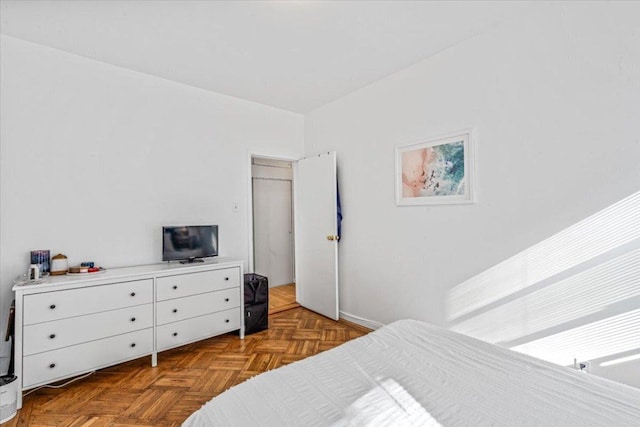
[184,320,640,426]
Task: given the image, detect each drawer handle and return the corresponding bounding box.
[173,332,178,337]
[49,304,56,310]
[49,334,56,339]
[49,363,56,369]
[225,319,230,323]
[130,317,136,322]
[130,343,136,348]
[172,309,178,313]
[173,285,178,290]
[130,292,136,297]
[225,277,229,281]
[225,298,229,302]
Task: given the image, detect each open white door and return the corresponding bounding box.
[294,152,339,320]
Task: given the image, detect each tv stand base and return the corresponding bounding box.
[180,258,204,264]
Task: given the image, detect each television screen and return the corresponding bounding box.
[162,225,218,262]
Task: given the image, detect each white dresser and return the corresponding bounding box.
[155,268,242,351]
[12,258,244,409]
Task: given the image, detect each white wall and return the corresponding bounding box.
[305,3,640,384]
[0,35,304,359]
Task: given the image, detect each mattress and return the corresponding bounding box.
[183,319,640,426]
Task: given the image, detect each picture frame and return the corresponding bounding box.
[395,129,475,206]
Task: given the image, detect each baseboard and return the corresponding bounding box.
[339,311,385,330]
[268,302,301,315]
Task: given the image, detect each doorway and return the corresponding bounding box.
[248,151,340,320]
[251,156,298,311]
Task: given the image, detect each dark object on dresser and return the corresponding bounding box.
[244,273,269,335]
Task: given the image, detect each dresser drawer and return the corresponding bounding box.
[24,304,153,356]
[23,279,153,325]
[156,267,240,301]
[23,328,152,388]
[156,287,240,326]
[157,308,240,351]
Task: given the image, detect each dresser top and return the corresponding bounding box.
[13,257,244,294]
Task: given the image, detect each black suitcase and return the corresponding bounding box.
[243,274,269,335]
[244,273,268,305]
[244,302,268,335]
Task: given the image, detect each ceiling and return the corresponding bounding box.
[0,1,533,113]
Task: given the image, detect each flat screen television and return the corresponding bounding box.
[162,225,218,263]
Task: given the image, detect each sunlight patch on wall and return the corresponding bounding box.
[450,247,640,344]
[448,192,640,320]
[600,353,640,367]
[510,309,640,366]
[446,191,640,377]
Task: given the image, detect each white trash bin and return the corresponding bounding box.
[0,375,18,423]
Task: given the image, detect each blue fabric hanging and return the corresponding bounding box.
[337,181,342,241]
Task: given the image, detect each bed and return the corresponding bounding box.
[184,319,640,426]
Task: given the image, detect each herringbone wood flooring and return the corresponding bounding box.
[5,307,370,427]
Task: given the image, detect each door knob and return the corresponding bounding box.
[326,235,339,241]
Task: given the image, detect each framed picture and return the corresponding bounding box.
[395,129,475,206]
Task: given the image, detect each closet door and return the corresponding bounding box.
[252,178,294,287]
